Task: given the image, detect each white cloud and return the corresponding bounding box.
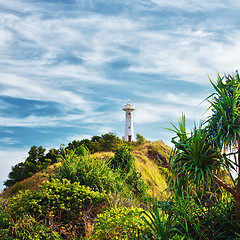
[127,24,240,84]
[134,101,207,125]
[0,113,89,127]
[0,27,13,47]
[165,93,208,108]
[135,89,210,107]
[0,73,93,112]
[98,127,114,134]
[0,137,20,145]
[3,0,235,93]
[150,0,226,11]
[66,134,92,143]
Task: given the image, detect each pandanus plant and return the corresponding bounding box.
[206,71,240,218]
[169,116,221,199]
[169,71,240,220]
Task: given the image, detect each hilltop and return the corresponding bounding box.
[1,139,171,199]
[0,137,172,239]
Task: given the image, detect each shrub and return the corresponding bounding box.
[110,145,135,172]
[93,206,148,239]
[66,132,122,153]
[8,178,110,237]
[56,148,122,193]
[141,204,178,240]
[0,212,62,240]
[140,193,240,240]
[110,145,148,198]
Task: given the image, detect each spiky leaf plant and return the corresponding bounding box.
[168,116,221,198]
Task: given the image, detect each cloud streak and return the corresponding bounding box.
[0,0,238,129]
[1,0,240,189]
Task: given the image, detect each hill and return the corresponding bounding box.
[0,139,172,239]
[1,140,171,199]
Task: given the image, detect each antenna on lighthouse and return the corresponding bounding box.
[122,100,135,142]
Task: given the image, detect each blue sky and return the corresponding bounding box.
[1,0,240,190]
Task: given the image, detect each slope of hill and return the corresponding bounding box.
[1,140,171,199]
[0,140,173,239]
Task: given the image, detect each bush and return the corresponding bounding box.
[148,195,240,240]
[56,148,122,193]
[110,145,148,197]
[8,178,110,238]
[0,212,61,240]
[66,132,122,153]
[110,145,135,172]
[93,206,148,239]
[57,146,148,198]
[141,204,177,240]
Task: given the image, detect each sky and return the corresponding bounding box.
[1,0,240,190]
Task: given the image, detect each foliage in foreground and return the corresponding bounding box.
[0,213,62,240]
[1,144,151,239]
[141,193,240,240]
[136,71,240,240]
[93,206,148,239]
[167,72,240,219]
[168,116,222,198]
[1,178,110,239]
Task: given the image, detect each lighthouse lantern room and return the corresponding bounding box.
[122,100,135,142]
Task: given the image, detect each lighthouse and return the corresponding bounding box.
[122,100,135,142]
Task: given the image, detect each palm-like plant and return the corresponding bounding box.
[168,116,221,198]
[141,204,177,240]
[206,72,240,151]
[169,71,240,219]
[205,71,240,218]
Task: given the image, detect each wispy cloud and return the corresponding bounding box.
[0,73,93,112]
[0,137,20,145]
[1,0,240,190]
[150,0,226,11]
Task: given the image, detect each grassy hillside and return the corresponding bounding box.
[1,139,237,239]
[0,140,172,239]
[133,140,171,198]
[1,140,171,200]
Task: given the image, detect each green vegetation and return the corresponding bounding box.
[4,133,122,189]
[66,132,122,153]
[93,206,148,239]
[163,71,240,238]
[2,72,240,239]
[4,146,60,188]
[1,139,169,239]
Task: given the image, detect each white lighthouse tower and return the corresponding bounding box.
[122,100,135,142]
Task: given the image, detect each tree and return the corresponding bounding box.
[4,146,60,188]
[4,162,27,187]
[169,116,221,198]
[206,71,240,217]
[169,71,240,218]
[100,133,122,152]
[45,148,60,164]
[24,146,46,176]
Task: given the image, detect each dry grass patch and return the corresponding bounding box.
[1,162,61,198]
[135,154,169,200]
